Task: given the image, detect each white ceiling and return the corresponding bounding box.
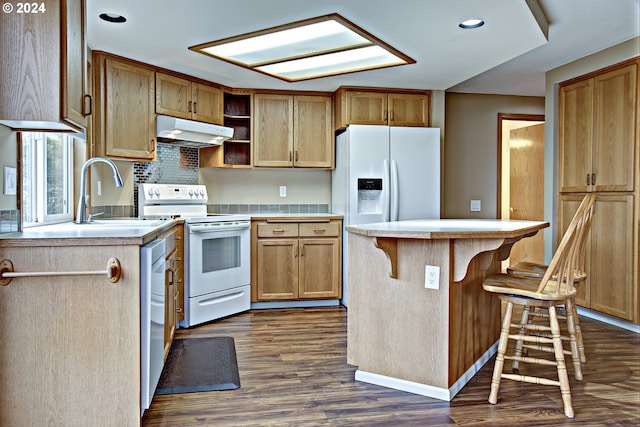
[87,0,639,97]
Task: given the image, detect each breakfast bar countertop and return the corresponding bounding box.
[346,218,549,239]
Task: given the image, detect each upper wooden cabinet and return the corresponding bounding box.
[294,96,334,168]
[0,0,89,132]
[334,87,431,129]
[253,93,333,169]
[559,60,638,193]
[156,73,223,125]
[92,52,156,161]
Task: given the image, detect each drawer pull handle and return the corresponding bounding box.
[314,228,326,233]
[272,229,285,233]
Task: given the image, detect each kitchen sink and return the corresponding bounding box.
[88,219,167,227]
[31,219,169,232]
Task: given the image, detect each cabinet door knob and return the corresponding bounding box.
[188,101,192,113]
[591,173,596,186]
[586,174,590,185]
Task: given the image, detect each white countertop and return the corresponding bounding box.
[0,219,176,246]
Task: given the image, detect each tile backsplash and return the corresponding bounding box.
[95,143,200,218]
[210,204,329,214]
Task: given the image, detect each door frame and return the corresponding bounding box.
[496,113,545,218]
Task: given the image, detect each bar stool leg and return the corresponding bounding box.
[549,305,574,418]
[489,299,513,405]
[564,298,583,380]
[567,297,586,363]
[512,303,530,373]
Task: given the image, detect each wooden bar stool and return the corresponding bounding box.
[507,195,595,369]
[482,195,594,419]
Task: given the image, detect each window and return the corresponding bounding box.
[21,132,74,226]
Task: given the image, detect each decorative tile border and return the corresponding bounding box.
[210,204,329,214]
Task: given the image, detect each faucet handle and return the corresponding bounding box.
[88,211,104,222]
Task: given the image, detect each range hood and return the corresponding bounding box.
[156,115,234,148]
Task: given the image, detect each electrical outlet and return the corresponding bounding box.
[279,186,286,197]
[97,180,102,196]
[425,265,440,289]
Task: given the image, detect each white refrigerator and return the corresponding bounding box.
[331,124,441,306]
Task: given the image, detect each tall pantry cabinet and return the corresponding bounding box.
[558,57,639,324]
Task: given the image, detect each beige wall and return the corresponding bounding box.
[0,125,18,210]
[90,160,134,206]
[200,168,331,204]
[443,93,545,219]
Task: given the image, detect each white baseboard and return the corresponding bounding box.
[354,341,499,401]
[577,307,640,333]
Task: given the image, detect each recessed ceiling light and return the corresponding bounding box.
[189,13,415,82]
[99,13,127,23]
[459,19,485,29]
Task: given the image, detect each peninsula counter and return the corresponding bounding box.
[345,219,549,400]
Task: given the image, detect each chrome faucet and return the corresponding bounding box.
[75,157,124,224]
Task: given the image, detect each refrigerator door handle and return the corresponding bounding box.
[390,159,399,221]
[383,159,390,222]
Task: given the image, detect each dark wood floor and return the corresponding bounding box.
[143,307,640,426]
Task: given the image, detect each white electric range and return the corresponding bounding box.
[138,183,251,327]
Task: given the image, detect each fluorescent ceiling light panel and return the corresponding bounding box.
[189,14,414,82]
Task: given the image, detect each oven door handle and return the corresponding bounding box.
[189,223,250,233]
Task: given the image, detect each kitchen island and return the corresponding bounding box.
[345,219,549,401]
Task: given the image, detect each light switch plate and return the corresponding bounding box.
[470,199,481,212]
[3,166,16,195]
[279,186,287,197]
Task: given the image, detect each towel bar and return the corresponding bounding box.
[0,258,122,286]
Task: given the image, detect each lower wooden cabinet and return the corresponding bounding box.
[559,193,637,322]
[251,218,342,301]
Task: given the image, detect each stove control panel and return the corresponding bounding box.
[139,184,208,204]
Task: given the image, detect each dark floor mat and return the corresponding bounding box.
[155,336,240,395]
